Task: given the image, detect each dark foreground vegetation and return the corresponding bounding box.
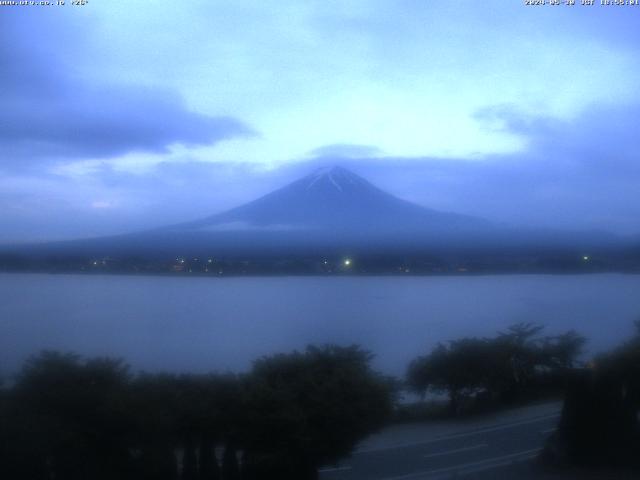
[406,323,586,416]
[406,322,640,474]
[0,346,392,480]
[1,323,639,479]
[542,322,640,470]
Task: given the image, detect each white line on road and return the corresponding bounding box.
[380,447,542,480]
[319,466,353,473]
[356,412,559,454]
[540,427,556,434]
[447,448,542,479]
[422,443,488,460]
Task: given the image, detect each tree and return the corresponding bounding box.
[241,345,393,479]
[540,330,587,369]
[1,347,392,480]
[544,322,640,467]
[407,324,587,413]
[129,371,242,480]
[487,323,547,401]
[8,351,133,480]
[128,373,183,480]
[407,338,489,414]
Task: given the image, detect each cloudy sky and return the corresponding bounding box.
[1,1,639,242]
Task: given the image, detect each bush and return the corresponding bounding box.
[407,323,586,415]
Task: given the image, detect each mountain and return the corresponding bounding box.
[174,166,488,234]
[1,166,633,271]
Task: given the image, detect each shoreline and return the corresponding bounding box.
[1,269,639,278]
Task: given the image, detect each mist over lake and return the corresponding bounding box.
[1,273,639,377]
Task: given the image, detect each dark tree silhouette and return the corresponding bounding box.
[222,442,241,480]
[544,322,640,468]
[488,322,547,402]
[130,372,241,480]
[5,352,133,480]
[0,346,393,480]
[241,345,393,479]
[540,330,587,369]
[408,324,586,414]
[129,373,181,480]
[407,338,489,414]
[197,434,219,480]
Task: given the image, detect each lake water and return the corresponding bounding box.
[1,273,639,377]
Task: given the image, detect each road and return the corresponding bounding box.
[320,402,561,480]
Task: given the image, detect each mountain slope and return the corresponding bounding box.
[2,166,627,263]
[175,166,488,234]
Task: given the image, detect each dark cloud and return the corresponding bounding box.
[74,99,640,238]
[1,9,638,241]
[298,102,640,235]
[2,95,640,243]
[0,13,252,168]
[0,83,251,163]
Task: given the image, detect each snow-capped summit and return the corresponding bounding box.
[12,166,621,261]
[181,166,487,233]
[303,166,363,192]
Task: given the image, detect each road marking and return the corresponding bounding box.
[356,412,560,454]
[380,447,542,480]
[540,427,556,434]
[422,443,488,459]
[447,448,542,479]
[319,466,353,473]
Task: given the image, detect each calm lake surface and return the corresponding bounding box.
[1,273,639,376]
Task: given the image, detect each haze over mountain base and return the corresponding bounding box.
[1,167,639,275]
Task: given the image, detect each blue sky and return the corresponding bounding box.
[1,1,639,241]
